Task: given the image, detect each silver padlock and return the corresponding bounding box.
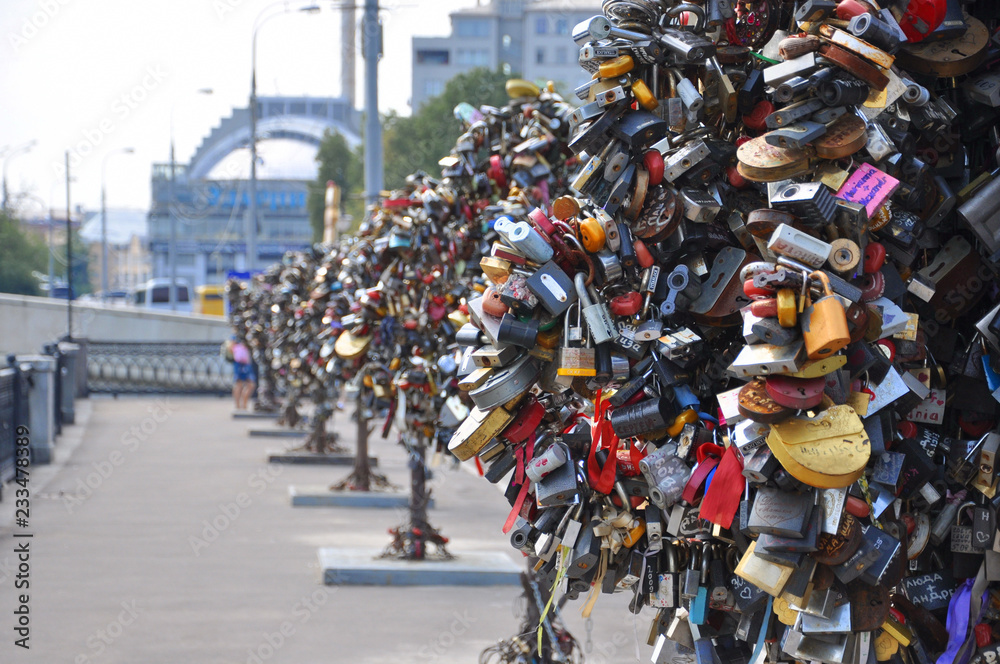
[575,272,617,345]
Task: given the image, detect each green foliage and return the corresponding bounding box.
[0,210,47,296]
[383,66,512,188]
[307,130,364,242]
[309,67,512,240]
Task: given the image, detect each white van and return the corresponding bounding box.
[129,278,193,313]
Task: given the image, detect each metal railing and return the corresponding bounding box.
[87,342,233,395]
[0,366,29,484]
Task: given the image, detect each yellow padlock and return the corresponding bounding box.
[631,79,658,112]
[775,288,797,328]
[802,271,851,360]
[579,217,606,252]
[667,408,699,437]
[599,54,634,78]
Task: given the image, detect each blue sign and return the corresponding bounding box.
[206,184,307,212]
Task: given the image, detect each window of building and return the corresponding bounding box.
[310,102,328,117]
[289,102,306,115]
[416,49,449,65]
[456,49,490,66]
[536,47,545,64]
[502,62,512,75]
[424,79,444,97]
[455,18,490,37]
[555,18,569,35]
[535,16,548,34]
[554,46,568,64]
[502,34,512,47]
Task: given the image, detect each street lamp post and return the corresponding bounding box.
[1,140,36,211]
[168,88,213,311]
[65,151,73,340]
[101,148,134,301]
[362,0,383,203]
[248,3,320,273]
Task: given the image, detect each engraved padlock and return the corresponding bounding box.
[801,270,850,360]
[575,272,617,345]
[950,502,978,554]
[557,302,596,377]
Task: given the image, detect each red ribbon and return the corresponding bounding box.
[698,445,746,529]
[502,433,536,534]
[587,391,623,495]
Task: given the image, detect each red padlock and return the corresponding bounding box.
[744,278,775,300]
[975,623,993,648]
[727,164,747,189]
[835,0,868,18]
[845,495,871,518]
[893,0,947,43]
[764,375,826,410]
[488,154,506,189]
[744,100,775,131]
[482,286,509,317]
[864,242,886,274]
[610,291,643,316]
[860,271,885,302]
[643,150,664,186]
[750,298,778,318]
[634,239,655,269]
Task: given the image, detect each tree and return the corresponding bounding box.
[307,130,364,242]
[383,66,513,189]
[0,210,47,295]
[309,67,513,239]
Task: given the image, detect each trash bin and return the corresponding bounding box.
[73,338,88,398]
[57,341,80,425]
[16,355,56,464]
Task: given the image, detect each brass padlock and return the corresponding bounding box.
[801,271,850,360]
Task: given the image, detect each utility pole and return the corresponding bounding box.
[247,67,258,274]
[65,151,73,340]
[341,3,356,108]
[362,0,383,203]
[169,140,178,310]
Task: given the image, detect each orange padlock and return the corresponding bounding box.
[579,217,606,252]
[801,271,850,360]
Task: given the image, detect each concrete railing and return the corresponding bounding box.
[0,293,230,356]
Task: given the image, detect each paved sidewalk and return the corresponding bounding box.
[0,396,648,663]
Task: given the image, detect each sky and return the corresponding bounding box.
[0,0,477,216]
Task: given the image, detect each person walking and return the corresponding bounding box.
[231,337,256,410]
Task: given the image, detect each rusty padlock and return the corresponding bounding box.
[801,271,850,360]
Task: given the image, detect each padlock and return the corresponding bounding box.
[801,271,850,360]
[526,261,577,316]
[575,272,616,345]
[557,303,596,378]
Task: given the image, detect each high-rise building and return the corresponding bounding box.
[411,0,601,110]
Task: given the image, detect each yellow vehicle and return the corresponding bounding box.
[194,284,226,317]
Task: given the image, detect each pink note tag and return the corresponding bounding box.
[836,163,900,217]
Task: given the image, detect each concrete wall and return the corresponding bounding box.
[0,294,230,355]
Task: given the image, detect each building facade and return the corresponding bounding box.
[411,0,601,109]
[146,96,361,288]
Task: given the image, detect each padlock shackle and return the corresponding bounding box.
[665,3,706,32]
[575,272,594,307]
[808,270,834,296]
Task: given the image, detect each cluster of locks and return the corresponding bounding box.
[447,1,1000,663]
[226,81,584,565]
